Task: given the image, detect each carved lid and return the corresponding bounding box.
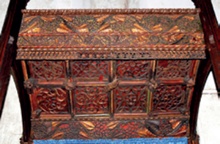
[17,9,205,60]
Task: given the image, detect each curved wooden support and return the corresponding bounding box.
[189,52,212,143]
[0,0,30,143]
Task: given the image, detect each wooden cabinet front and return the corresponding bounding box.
[17,9,205,141]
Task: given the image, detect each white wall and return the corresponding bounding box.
[0,0,219,144]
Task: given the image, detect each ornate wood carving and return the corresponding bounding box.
[16,9,205,60]
[31,118,188,140]
[28,61,66,80]
[152,85,187,114]
[17,48,206,60]
[114,86,148,113]
[74,86,109,114]
[116,60,151,80]
[70,61,110,80]
[156,60,193,79]
[31,88,69,115]
[16,9,207,143]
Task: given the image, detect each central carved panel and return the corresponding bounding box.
[114,86,148,113]
[73,86,109,115]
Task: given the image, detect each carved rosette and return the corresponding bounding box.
[114,86,148,113]
[74,86,109,114]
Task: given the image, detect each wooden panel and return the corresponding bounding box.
[70,60,110,81]
[28,61,66,81]
[151,85,187,115]
[31,118,188,139]
[155,60,195,80]
[116,60,152,80]
[73,86,110,115]
[30,87,70,117]
[114,85,148,114]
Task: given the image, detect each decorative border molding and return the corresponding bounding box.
[16,47,206,60]
[22,9,201,15]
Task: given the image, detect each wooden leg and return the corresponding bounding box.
[11,60,31,143]
[189,52,212,144]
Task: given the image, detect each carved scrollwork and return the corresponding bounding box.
[28,61,66,81]
[152,85,187,114]
[74,86,109,114]
[116,60,151,80]
[114,86,147,113]
[32,88,69,114]
[156,60,192,79]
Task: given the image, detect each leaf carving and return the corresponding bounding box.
[79,131,89,138]
[137,128,155,137]
[52,122,60,128]
[80,121,95,130]
[52,132,64,139]
[107,121,119,129]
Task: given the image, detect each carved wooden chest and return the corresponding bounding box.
[16,9,205,142]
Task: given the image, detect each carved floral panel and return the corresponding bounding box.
[116,60,151,80]
[155,60,193,79]
[114,86,148,113]
[70,61,110,81]
[31,88,69,114]
[73,86,109,114]
[28,61,66,81]
[152,85,187,114]
[31,118,188,139]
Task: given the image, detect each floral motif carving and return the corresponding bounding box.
[156,60,192,79]
[74,86,109,114]
[31,118,188,139]
[31,88,69,114]
[116,60,151,80]
[114,86,147,113]
[28,61,66,80]
[152,85,187,114]
[71,61,110,80]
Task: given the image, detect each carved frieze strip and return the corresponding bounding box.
[18,45,206,50]
[16,49,206,60]
[31,118,189,139]
[22,9,200,15]
[17,33,204,47]
[31,115,190,122]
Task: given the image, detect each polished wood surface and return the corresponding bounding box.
[0,1,220,144]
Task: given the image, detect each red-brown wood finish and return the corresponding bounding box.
[0,1,219,144]
[16,9,206,144]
